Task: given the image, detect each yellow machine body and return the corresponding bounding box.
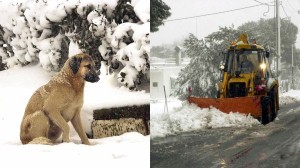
[188,34,279,124]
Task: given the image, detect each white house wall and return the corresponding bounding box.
[150,67,182,99]
[150,69,164,99]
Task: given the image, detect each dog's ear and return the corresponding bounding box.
[69,56,82,74]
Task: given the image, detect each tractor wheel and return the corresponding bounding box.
[261,96,271,125]
[217,91,220,98]
[269,88,277,121]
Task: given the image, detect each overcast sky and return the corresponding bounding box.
[151,0,300,49]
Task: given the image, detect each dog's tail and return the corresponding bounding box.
[28,137,53,145]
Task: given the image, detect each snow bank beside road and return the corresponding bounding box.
[151,90,300,138]
[281,90,300,100]
[151,101,260,138]
[280,90,300,106]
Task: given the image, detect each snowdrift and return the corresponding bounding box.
[151,90,300,138]
[151,101,260,138]
[280,90,300,105]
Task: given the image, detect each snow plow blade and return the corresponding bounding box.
[188,96,263,118]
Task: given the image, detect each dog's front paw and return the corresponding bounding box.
[83,140,91,145]
[62,136,70,143]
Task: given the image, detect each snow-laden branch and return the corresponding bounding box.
[0,0,150,90]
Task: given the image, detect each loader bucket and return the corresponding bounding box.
[188,96,263,118]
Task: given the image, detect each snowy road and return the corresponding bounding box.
[151,102,300,167]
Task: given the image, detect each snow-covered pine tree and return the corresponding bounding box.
[0,26,12,70]
[0,0,150,90]
[150,0,171,32]
[173,27,241,100]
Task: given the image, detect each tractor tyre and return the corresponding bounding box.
[261,96,271,125]
[269,88,277,121]
[217,91,220,98]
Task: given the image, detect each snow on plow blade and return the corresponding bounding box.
[188,96,263,118]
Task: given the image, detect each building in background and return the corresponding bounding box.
[150,46,189,99]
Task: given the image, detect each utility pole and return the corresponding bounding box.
[276,0,281,88]
[292,44,294,90]
[195,18,198,38]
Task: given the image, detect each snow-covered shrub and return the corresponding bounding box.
[0,0,150,90]
[117,64,139,90]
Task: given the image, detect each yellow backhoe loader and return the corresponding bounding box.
[188,34,279,124]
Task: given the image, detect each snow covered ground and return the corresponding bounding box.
[151,91,300,138]
[0,64,150,167]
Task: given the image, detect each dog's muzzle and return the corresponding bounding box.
[84,73,100,83]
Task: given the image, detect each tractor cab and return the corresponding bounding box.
[225,49,269,75]
[219,35,271,98]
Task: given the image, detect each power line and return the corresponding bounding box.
[282,1,300,22]
[285,0,297,13]
[253,0,265,4]
[253,0,274,16]
[253,0,274,6]
[165,4,266,22]
[281,3,289,19]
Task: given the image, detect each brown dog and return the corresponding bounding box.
[20,53,99,145]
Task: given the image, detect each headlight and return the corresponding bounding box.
[220,64,225,70]
[260,63,266,70]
